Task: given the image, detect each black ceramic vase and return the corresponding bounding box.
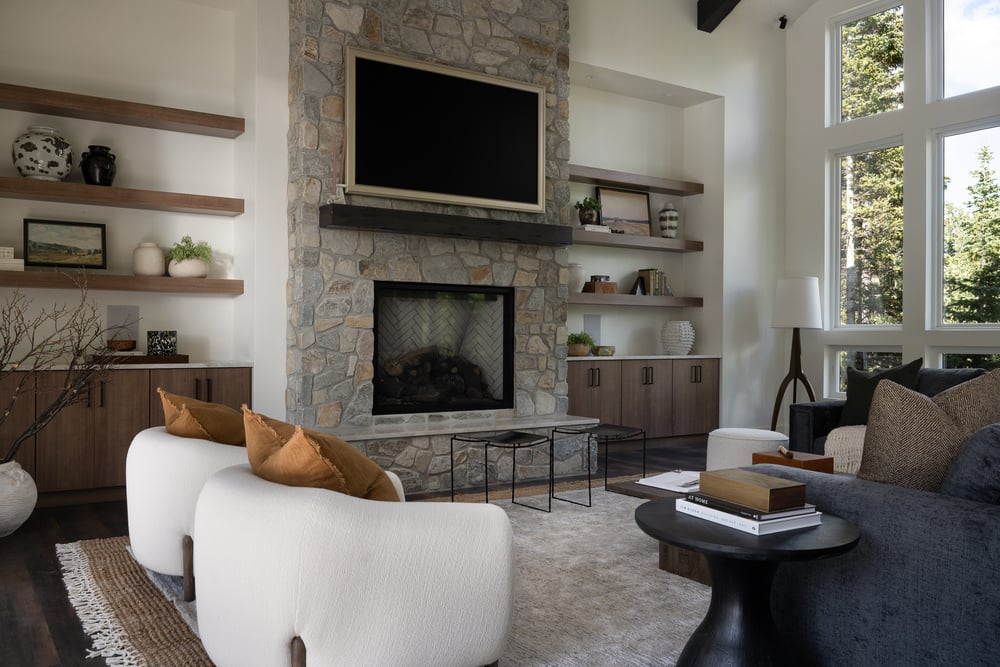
[80,145,117,186]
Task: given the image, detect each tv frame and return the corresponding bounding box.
[345,47,546,213]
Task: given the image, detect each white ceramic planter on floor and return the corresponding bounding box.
[0,460,37,537]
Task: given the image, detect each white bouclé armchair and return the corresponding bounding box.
[193,464,514,667]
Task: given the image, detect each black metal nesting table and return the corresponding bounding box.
[551,423,646,508]
[450,430,553,512]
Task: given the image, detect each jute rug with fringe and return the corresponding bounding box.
[57,487,710,666]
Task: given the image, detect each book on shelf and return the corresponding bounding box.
[637,268,668,296]
[675,498,822,535]
[580,224,611,233]
[684,492,816,521]
[698,468,806,512]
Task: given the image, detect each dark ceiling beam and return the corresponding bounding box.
[697,0,742,33]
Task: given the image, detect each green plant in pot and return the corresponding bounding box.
[567,331,595,357]
[574,197,601,225]
[166,235,213,278]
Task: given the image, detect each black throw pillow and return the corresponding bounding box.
[838,357,923,426]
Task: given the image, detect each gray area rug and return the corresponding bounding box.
[498,488,710,666]
[63,489,709,665]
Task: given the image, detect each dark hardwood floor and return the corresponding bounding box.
[1,500,128,667]
[0,436,705,666]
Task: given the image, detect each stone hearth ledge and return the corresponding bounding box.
[318,414,599,443]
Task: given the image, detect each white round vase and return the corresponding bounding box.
[168,258,209,278]
[568,263,586,293]
[132,242,165,276]
[0,460,38,538]
[12,126,73,181]
[662,320,695,355]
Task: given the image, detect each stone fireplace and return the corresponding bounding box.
[286,1,576,492]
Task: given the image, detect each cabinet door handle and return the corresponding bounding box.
[648,366,654,385]
[595,367,601,387]
[194,378,201,400]
[206,378,213,403]
[99,380,105,408]
[85,382,91,408]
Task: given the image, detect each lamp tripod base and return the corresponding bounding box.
[770,327,816,432]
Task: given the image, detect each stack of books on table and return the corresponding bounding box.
[675,468,821,535]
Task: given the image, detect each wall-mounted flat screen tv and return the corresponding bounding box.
[345,47,546,213]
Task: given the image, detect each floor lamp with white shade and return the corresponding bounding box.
[770,276,823,431]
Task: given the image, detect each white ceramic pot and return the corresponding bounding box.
[568,263,586,293]
[0,460,38,537]
[11,126,73,181]
[168,258,209,278]
[662,320,695,355]
[133,242,165,276]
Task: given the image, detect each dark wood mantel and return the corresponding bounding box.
[319,203,571,246]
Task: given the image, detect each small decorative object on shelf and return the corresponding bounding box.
[166,235,212,278]
[11,126,73,181]
[567,331,594,357]
[658,203,680,238]
[132,242,165,276]
[80,144,117,186]
[574,196,601,225]
[662,320,695,355]
[147,330,178,356]
[568,263,586,293]
[593,345,615,356]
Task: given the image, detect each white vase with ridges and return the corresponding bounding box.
[662,320,695,355]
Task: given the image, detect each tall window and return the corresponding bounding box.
[942,126,1000,324]
[839,144,904,326]
[944,1,1000,98]
[840,4,904,122]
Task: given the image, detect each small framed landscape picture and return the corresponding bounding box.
[24,218,107,269]
[596,187,651,236]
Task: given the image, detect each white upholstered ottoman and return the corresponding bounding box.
[706,427,789,470]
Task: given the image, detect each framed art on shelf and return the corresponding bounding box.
[23,218,107,269]
[596,187,651,236]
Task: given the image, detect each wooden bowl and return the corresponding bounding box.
[593,345,616,356]
[567,343,592,357]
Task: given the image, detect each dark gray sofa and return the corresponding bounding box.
[788,367,986,453]
[756,463,1000,666]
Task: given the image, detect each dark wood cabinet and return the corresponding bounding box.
[567,360,621,425]
[18,365,249,495]
[672,358,720,436]
[34,370,150,492]
[148,367,252,426]
[0,372,36,477]
[568,357,718,438]
[620,360,674,438]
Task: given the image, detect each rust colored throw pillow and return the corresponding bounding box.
[242,406,400,502]
[157,388,246,445]
[858,370,1000,490]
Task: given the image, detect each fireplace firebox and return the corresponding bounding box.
[373,281,514,415]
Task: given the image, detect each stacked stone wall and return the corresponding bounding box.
[287,1,574,492]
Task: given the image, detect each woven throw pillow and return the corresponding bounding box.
[858,370,1000,490]
[940,424,1000,504]
[838,357,923,427]
[242,406,400,501]
[157,388,245,445]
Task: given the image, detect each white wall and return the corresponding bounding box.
[0,0,288,415]
[569,0,789,428]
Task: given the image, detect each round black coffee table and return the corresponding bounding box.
[635,499,859,666]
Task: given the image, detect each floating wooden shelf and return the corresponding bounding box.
[572,229,703,252]
[568,164,704,197]
[0,176,244,216]
[0,270,244,296]
[0,82,244,138]
[320,202,571,246]
[568,293,702,308]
